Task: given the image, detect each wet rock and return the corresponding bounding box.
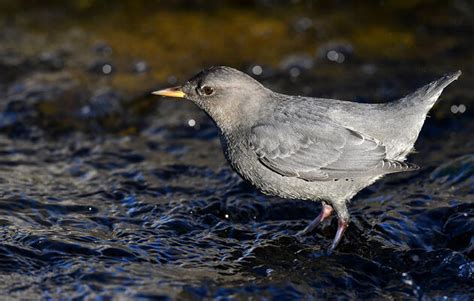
[6,72,81,108]
[37,51,65,71]
[0,53,30,84]
[80,88,123,118]
[0,72,89,136]
[443,204,473,253]
[92,41,112,55]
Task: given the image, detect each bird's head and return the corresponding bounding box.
[153,66,272,130]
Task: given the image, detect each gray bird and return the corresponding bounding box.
[153,66,461,251]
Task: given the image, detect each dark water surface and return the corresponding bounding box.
[0,1,473,299]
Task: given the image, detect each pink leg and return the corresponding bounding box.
[329,218,349,251]
[297,203,333,236]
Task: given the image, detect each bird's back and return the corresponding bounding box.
[290,71,461,161]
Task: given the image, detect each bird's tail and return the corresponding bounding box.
[397,70,461,108]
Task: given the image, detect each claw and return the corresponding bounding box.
[297,203,333,237]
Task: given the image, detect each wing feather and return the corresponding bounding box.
[250,112,414,181]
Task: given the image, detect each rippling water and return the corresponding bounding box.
[0,1,473,299]
[0,117,471,299]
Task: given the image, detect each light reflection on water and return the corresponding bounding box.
[0,1,472,299]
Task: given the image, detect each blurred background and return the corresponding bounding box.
[0,0,472,135]
[0,1,472,300]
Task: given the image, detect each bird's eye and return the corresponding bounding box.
[201,85,214,96]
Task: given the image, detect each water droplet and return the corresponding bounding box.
[336,53,345,63]
[289,67,301,78]
[252,65,263,75]
[188,119,196,127]
[102,64,112,74]
[450,105,459,114]
[327,50,339,62]
[293,17,313,32]
[401,272,413,286]
[458,104,466,113]
[326,50,346,63]
[81,106,91,116]
[134,61,148,73]
[224,214,229,219]
[458,262,474,279]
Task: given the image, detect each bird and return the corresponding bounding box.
[152,66,461,251]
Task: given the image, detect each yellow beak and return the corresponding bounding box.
[152,86,186,98]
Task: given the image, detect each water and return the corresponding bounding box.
[0,1,473,299]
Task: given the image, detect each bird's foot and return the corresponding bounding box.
[296,202,349,253]
[328,218,349,252]
[296,203,333,237]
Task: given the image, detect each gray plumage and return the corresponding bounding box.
[154,66,461,251]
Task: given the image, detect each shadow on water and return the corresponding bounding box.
[0,0,473,299]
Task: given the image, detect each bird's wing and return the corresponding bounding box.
[250,113,415,181]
